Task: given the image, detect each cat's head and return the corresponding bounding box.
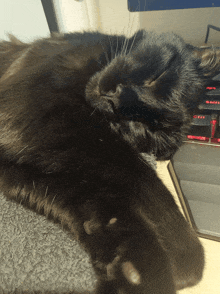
[86,30,220,160]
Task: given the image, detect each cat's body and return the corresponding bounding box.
[0,30,219,294]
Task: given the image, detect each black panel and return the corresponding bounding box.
[169,143,220,242]
[41,0,59,33]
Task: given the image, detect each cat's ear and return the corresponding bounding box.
[192,45,220,77]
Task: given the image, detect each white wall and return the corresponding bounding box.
[0,0,50,42]
[96,0,140,37]
[96,0,220,46]
[139,7,220,46]
[53,0,101,33]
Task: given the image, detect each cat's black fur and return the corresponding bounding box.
[0,30,220,294]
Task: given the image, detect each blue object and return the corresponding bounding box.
[128,0,220,12]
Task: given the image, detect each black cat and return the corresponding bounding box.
[0,30,219,294]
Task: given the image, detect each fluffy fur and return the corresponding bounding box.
[0,30,219,294]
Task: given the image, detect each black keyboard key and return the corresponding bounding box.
[187,115,211,141]
[206,88,220,95]
[198,99,220,111]
[191,115,210,126]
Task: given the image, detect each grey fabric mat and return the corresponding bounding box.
[0,193,97,294]
[0,154,156,294]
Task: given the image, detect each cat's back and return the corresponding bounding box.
[0,31,110,86]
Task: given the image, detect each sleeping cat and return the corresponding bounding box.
[0,30,219,294]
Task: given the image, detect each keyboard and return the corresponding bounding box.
[186,73,220,145]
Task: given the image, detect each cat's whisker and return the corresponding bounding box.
[121,38,128,57]
[124,7,137,56]
[128,30,138,55]
[90,108,97,116]
[115,34,119,59]
[95,59,102,66]
[99,40,110,64]
[108,32,113,62]
[127,2,141,55]
[16,187,22,201]
[45,186,48,198]
[122,38,128,56]
[123,12,133,55]
[120,26,127,57]
[105,51,110,64]
[16,145,28,155]
[120,39,125,57]
[123,37,129,56]
[50,194,57,206]
[124,9,133,55]
[123,29,130,56]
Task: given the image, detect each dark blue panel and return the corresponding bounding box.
[128,0,220,12]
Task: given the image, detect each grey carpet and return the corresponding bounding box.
[0,154,156,294]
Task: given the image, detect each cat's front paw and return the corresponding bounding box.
[84,216,175,293]
[94,258,142,294]
[106,256,141,285]
[95,258,142,294]
[93,232,176,294]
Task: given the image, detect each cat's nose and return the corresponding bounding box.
[101,84,123,110]
[117,88,143,119]
[100,83,123,97]
[105,86,141,118]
